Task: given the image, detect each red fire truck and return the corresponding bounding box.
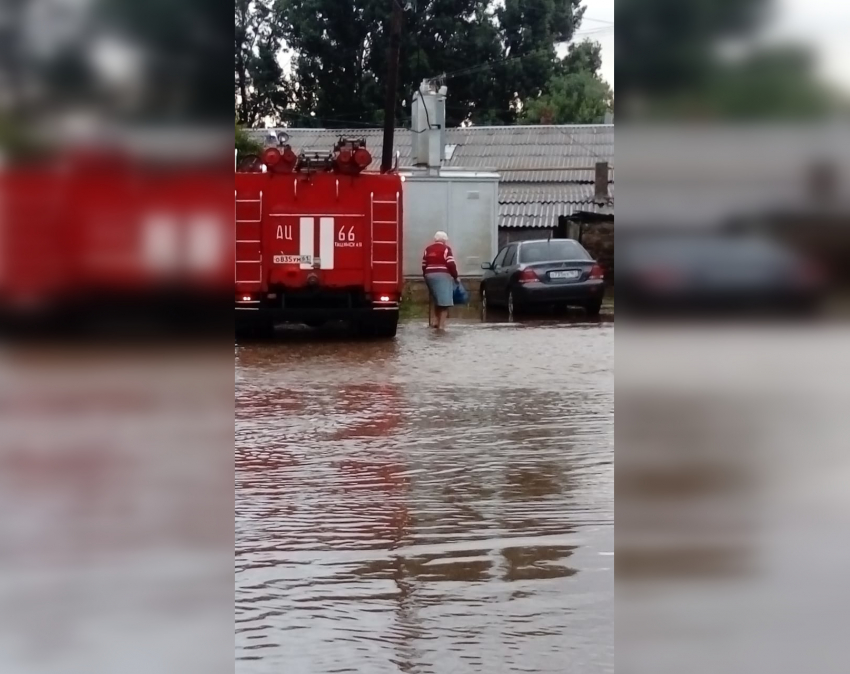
[234,136,403,338]
[0,145,233,336]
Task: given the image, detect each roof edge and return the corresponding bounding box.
[245,124,614,133]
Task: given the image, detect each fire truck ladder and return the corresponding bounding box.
[235,190,263,287]
[370,191,400,292]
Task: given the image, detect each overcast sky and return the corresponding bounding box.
[576,0,850,96]
[765,0,850,93]
[571,0,850,96]
[573,0,615,89]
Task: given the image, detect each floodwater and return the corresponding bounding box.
[235,319,614,673]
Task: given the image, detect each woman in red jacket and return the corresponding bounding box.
[422,231,458,330]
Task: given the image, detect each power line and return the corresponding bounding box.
[572,26,614,36]
[552,128,608,160]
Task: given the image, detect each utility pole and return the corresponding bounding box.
[381,0,403,173]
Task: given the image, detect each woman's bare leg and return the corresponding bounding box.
[438,308,448,330]
[429,300,437,328]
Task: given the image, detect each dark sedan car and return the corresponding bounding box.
[480,239,606,317]
[617,232,827,317]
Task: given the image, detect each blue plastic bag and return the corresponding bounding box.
[453,280,469,305]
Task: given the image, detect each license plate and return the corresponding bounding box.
[550,270,580,280]
[273,255,312,265]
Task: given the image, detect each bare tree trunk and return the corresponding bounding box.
[237,56,250,125]
[236,1,251,125]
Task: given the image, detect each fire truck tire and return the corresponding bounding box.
[236,320,274,340]
[357,313,398,339]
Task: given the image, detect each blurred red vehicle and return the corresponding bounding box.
[0,146,233,335]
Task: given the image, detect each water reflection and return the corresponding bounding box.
[236,322,613,673]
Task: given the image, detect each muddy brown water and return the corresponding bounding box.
[236,319,614,673]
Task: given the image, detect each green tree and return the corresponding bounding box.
[679,47,836,120]
[521,69,612,124]
[267,0,587,128]
[100,0,234,122]
[393,0,504,127]
[235,121,262,160]
[275,0,505,128]
[236,0,291,126]
[490,0,586,122]
[561,39,603,76]
[650,47,841,120]
[275,0,386,127]
[614,0,843,120]
[616,0,768,104]
[521,40,612,124]
[0,114,46,160]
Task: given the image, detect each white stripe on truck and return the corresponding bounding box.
[299,217,314,269]
[320,217,335,270]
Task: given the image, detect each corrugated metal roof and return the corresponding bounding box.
[500,167,614,183]
[500,202,580,229]
[498,182,613,228]
[499,202,614,228]
[245,125,614,229]
[500,184,598,204]
[244,125,613,182]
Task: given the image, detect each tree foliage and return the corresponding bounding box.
[616,0,769,102]
[493,0,586,118]
[707,48,835,120]
[0,0,233,123]
[644,47,838,120]
[522,70,612,125]
[101,0,234,122]
[235,121,262,160]
[615,0,841,120]
[521,40,612,124]
[236,0,593,128]
[561,39,603,77]
[235,0,290,126]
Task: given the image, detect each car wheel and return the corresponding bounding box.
[585,299,603,318]
[508,290,517,321]
[480,287,488,318]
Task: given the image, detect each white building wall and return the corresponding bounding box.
[401,169,499,277]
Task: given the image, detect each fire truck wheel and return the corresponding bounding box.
[356,314,398,339]
[236,320,274,340]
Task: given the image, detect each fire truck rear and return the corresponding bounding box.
[235,137,403,338]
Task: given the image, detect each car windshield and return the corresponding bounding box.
[520,241,589,264]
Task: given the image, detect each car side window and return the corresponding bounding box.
[504,245,517,267]
[492,247,508,269]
